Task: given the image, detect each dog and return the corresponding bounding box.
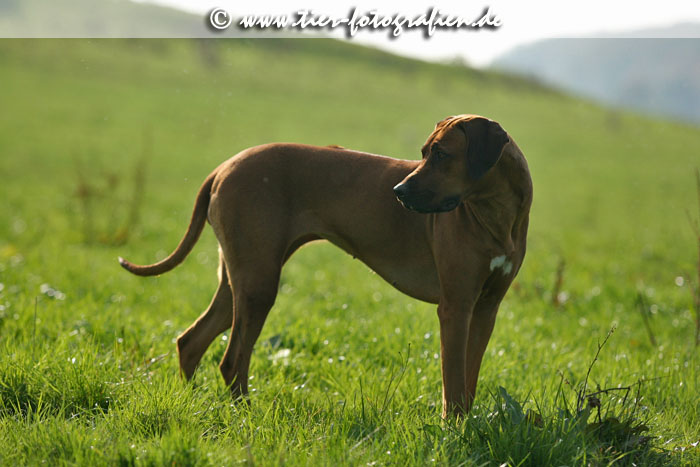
[119,115,532,418]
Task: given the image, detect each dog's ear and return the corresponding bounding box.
[435,116,457,129]
[460,118,510,181]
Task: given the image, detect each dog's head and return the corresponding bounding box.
[393,115,510,213]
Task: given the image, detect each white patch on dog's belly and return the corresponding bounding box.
[489,255,513,275]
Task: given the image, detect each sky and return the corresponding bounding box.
[141,0,700,67]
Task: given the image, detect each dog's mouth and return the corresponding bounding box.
[396,195,461,214]
[436,197,461,212]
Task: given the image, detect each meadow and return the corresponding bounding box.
[0,39,699,465]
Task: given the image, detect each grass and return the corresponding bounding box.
[0,38,699,465]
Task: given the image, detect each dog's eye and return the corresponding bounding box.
[433,151,448,163]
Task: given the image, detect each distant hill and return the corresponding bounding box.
[492,24,700,124]
[0,0,237,37]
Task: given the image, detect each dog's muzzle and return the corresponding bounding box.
[393,182,410,201]
[393,182,420,211]
[393,182,460,213]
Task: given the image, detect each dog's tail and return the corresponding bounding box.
[118,173,216,277]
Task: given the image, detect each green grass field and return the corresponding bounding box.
[1,39,699,465]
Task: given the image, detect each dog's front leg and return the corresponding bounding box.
[437,300,474,419]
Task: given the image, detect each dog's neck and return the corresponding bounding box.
[463,149,531,252]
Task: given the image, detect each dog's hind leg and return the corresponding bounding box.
[176,249,233,380]
[207,175,296,399]
[218,254,281,399]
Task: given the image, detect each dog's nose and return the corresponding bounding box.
[393,182,409,199]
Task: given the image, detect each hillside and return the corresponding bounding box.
[493,25,700,123]
[0,0,207,37]
[2,39,697,274]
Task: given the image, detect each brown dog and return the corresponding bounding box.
[119,114,532,418]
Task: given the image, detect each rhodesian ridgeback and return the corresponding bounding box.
[119,114,532,418]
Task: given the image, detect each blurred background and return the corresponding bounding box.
[3,0,700,124]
